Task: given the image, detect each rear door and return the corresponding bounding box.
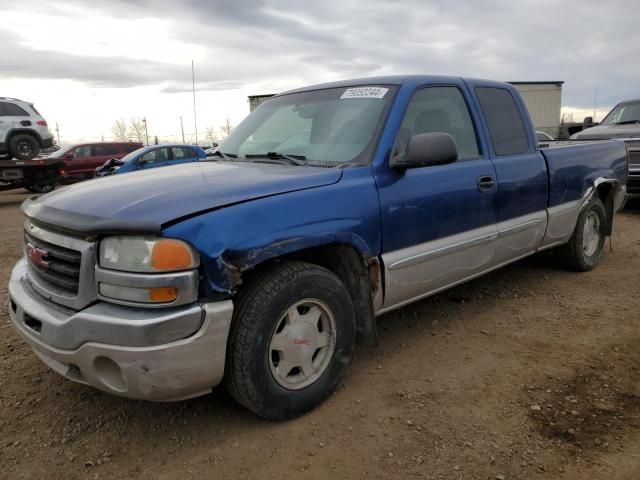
[91,144,120,175]
[171,146,199,165]
[466,81,549,264]
[376,82,499,311]
[0,102,30,147]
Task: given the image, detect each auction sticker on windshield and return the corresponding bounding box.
[340,87,388,99]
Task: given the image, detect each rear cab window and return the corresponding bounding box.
[475,87,530,155]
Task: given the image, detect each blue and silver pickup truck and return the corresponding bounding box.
[8,76,628,420]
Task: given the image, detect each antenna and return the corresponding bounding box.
[593,85,597,122]
[192,60,198,145]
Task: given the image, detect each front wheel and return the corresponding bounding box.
[26,184,55,194]
[225,262,356,420]
[556,197,607,271]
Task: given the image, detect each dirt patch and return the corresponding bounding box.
[529,339,640,452]
[1,192,640,479]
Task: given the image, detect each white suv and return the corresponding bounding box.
[0,97,54,160]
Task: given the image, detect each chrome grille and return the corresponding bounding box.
[628,149,640,169]
[23,221,97,311]
[25,231,81,294]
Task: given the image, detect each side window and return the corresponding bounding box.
[475,87,529,156]
[73,146,92,157]
[395,86,480,160]
[123,143,141,153]
[93,144,118,156]
[172,147,195,160]
[141,148,170,164]
[0,102,29,116]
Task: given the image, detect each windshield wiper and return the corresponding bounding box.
[613,120,640,125]
[245,152,307,166]
[209,150,236,160]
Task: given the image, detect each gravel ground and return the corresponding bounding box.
[1,190,639,480]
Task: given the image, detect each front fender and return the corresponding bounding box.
[162,167,382,294]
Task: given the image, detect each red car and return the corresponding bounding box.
[48,142,143,184]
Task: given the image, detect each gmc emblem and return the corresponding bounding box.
[27,243,49,269]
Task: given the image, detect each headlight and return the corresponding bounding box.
[99,236,199,273]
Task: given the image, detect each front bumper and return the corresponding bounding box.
[8,259,234,401]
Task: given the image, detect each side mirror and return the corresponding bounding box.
[583,116,593,125]
[64,153,75,160]
[390,132,458,170]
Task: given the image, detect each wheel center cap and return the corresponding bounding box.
[285,322,317,361]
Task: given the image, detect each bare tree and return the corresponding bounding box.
[220,118,234,137]
[205,126,218,145]
[111,118,129,141]
[129,118,147,144]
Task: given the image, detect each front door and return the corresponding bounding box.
[138,147,172,170]
[376,84,499,311]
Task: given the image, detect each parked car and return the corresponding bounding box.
[46,142,142,184]
[95,144,207,177]
[9,75,628,420]
[204,145,219,156]
[0,97,54,160]
[571,99,640,198]
[536,130,555,142]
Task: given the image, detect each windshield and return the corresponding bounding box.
[217,86,396,165]
[48,144,74,158]
[601,101,640,125]
[118,147,146,164]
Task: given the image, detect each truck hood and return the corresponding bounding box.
[571,123,640,140]
[22,161,343,235]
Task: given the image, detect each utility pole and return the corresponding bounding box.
[192,60,198,145]
[142,117,149,146]
[55,122,60,146]
[180,116,185,143]
[593,85,598,122]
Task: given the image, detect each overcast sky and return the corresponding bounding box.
[0,0,637,143]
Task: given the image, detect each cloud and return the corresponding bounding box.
[1,0,639,109]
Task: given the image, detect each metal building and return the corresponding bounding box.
[509,81,564,138]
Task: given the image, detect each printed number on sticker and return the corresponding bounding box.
[340,87,388,99]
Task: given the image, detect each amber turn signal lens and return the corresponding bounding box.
[148,286,178,303]
[151,239,196,271]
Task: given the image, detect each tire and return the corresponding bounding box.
[9,134,40,161]
[556,197,607,271]
[25,184,55,194]
[225,261,356,420]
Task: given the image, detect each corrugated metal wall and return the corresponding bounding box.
[511,83,563,138]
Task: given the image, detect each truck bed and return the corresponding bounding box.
[539,139,628,207]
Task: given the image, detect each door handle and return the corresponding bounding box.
[477,175,496,192]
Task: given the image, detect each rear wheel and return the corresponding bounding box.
[9,134,40,161]
[225,262,356,420]
[556,197,607,271]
